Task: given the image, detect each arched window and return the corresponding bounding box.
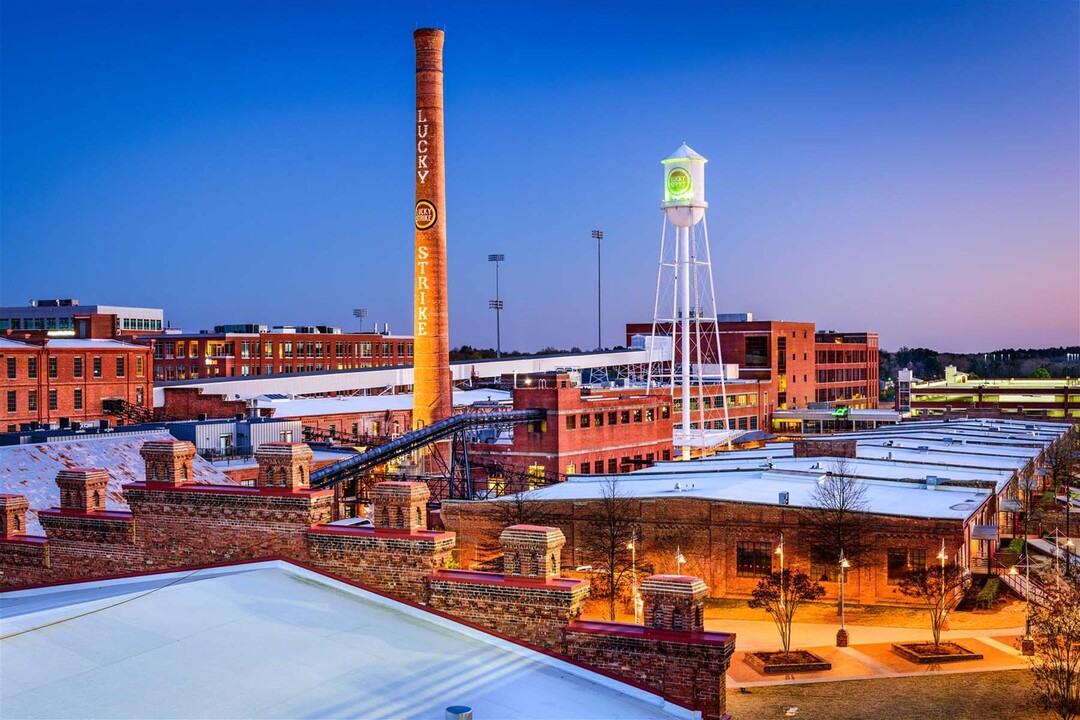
[181,463,189,480]
[550,553,557,575]
[14,515,21,531]
[695,606,703,630]
[415,506,422,527]
[672,607,684,631]
[92,490,101,508]
[652,606,664,629]
[299,467,306,485]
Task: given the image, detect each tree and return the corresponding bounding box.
[897,563,967,649]
[1032,367,1053,379]
[747,569,826,655]
[1046,434,1078,576]
[1028,583,1080,720]
[804,459,875,579]
[578,476,637,620]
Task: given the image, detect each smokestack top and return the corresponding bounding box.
[414,28,445,67]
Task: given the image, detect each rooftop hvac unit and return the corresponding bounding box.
[198,413,208,422]
[779,491,790,505]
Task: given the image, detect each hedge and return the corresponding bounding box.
[976,578,1000,609]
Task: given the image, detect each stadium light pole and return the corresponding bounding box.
[591,230,603,350]
[353,308,368,331]
[488,254,505,358]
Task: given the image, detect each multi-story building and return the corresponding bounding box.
[0,299,164,335]
[627,317,879,428]
[814,331,879,408]
[906,366,1080,420]
[152,329,414,381]
[0,335,152,431]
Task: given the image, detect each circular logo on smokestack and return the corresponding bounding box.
[666,167,692,198]
[415,200,438,230]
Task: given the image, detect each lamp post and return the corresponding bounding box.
[628,530,641,624]
[675,545,686,576]
[936,539,947,629]
[591,230,603,351]
[488,254,505,358]
[837,550,851,647]
[775,533,786,609]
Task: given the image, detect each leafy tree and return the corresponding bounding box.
[1028,583,1080,720]
[578,476,637,620]
[1032,367,1052,379]
[897,563,967,649]
[804,459,875,575]
[747,569,826,655]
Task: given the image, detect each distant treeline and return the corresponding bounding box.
[880,346,1080,382]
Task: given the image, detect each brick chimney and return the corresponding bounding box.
[499,524,565,580]
[140,440,197,485]
[641,574,708,632]
[372,481,430,531]
[255,442,314,491]
[56,468,110,513]
[0,494,30,536]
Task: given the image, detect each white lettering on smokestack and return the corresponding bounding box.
[417,110,430,184]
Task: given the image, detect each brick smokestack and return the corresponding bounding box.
[413,28,451,430]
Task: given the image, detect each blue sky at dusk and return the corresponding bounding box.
[2,1,1077,353]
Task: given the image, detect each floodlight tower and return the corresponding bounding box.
[648,144,730,455]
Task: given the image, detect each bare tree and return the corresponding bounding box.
[1029,583,1080,720]
[897,563,968,649]
[804,459,874,575]
[747,569,826,655]
[578,476,637,620]
[475,489,552,572]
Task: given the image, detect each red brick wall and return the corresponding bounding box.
[162,387,251,421]
[306,526,454,603]
[564,623,735,720]
[793,439,857,459]
[427,569,589,651]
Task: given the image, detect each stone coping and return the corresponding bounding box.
[567,619,736,648]
[429,568,587,591]
[123,482,333,499]
[38,509,135,522]
[308,524,454,543]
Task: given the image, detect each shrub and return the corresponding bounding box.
[976,578,1000,609]
[1008,537,1027,554]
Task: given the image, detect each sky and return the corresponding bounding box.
[2,1,1077,354]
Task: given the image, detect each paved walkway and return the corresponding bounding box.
[707,618,1031,687]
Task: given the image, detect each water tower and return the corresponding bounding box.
[648,144,732,455]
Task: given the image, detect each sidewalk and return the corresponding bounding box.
[707,618,1031,687]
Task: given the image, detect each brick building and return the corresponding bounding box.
[468,372,768,491]
[0,336,152,431]
[151,329,414,381]
[815,331,880,408]
[626,317,880,428]
[0,298,164,335]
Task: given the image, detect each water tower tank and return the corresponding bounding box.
[661,143,708,227]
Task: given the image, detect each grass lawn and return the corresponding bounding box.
[725,670,1052,719]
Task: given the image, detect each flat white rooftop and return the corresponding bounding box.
[0,562,692,720]
[254,389,512,418]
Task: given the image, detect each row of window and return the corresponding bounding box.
[564,406,670,430]
[816,387,871,403]
[736,542,926,585]
[120,318,163,331]
[816,349,873,364]
[6,388,76,412]
[674,416,759,431]
[155,340,413,360]
[154,359,401,381]
[567,450,675,476]
[817,368,871,384]
[5,355,143,380]
[673,393,758,412]
[0,317,75,331]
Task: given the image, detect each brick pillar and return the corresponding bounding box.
[0,494,29,536]
[499,524,565,580]
[56,469,110,512]
[255,443,314,490]
[641,574,708,632]
[373,481,430,531]
[140,440,197,485]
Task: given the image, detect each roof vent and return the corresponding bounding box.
[918,445,929,453]
[810,461,822,470]
[445,707,473,720]
[926,475,944,488]
[779,491,790,505]
[886,451,893,461]
[884,440,894,447]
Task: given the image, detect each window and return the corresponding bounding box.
[811,547,841,583]
[73,388,83,410]
[48,356,57,378]
[633,410,642,423]
[92,357,102,378]
[737,541,773,578]
[116,356,125,377]
[620,410,630,424]
[594,460,603,474]
[607,458,617,473]
[27,357,37,379]
[594,412,604,427]
[6,391,15,413]
[5,357,14,379]
[136,356,144,377]
[745,337,769,367]
[645,408,654,422]
[48,389,58,411]
[608,411,617,426]
[887,548,927,585]
[580,413,590,429]
[580,462,590,475]
[661,405,670,420]
[28,390,37,412]
[565,415,576,430]
[136,387,144,406]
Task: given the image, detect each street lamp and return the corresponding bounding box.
[936,539,947,624]
[591,230,603,351]
[675,545,687,576]
[837,550,851,647]
[776,533,786,609]
[488,254,505,358]
[628,530,641,624]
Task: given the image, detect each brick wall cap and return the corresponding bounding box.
[122,481,333,500]
[307,524,454,542]
[372,481,431,500]
[566,619,735,648]
[0,534,48,546]
[498,525,566,547]
[256,443,315,457]
[56,468,109,480]
[38,508,134,522]
[0,494,30,507]
[429,568,588,592]
[641,575,709,597]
